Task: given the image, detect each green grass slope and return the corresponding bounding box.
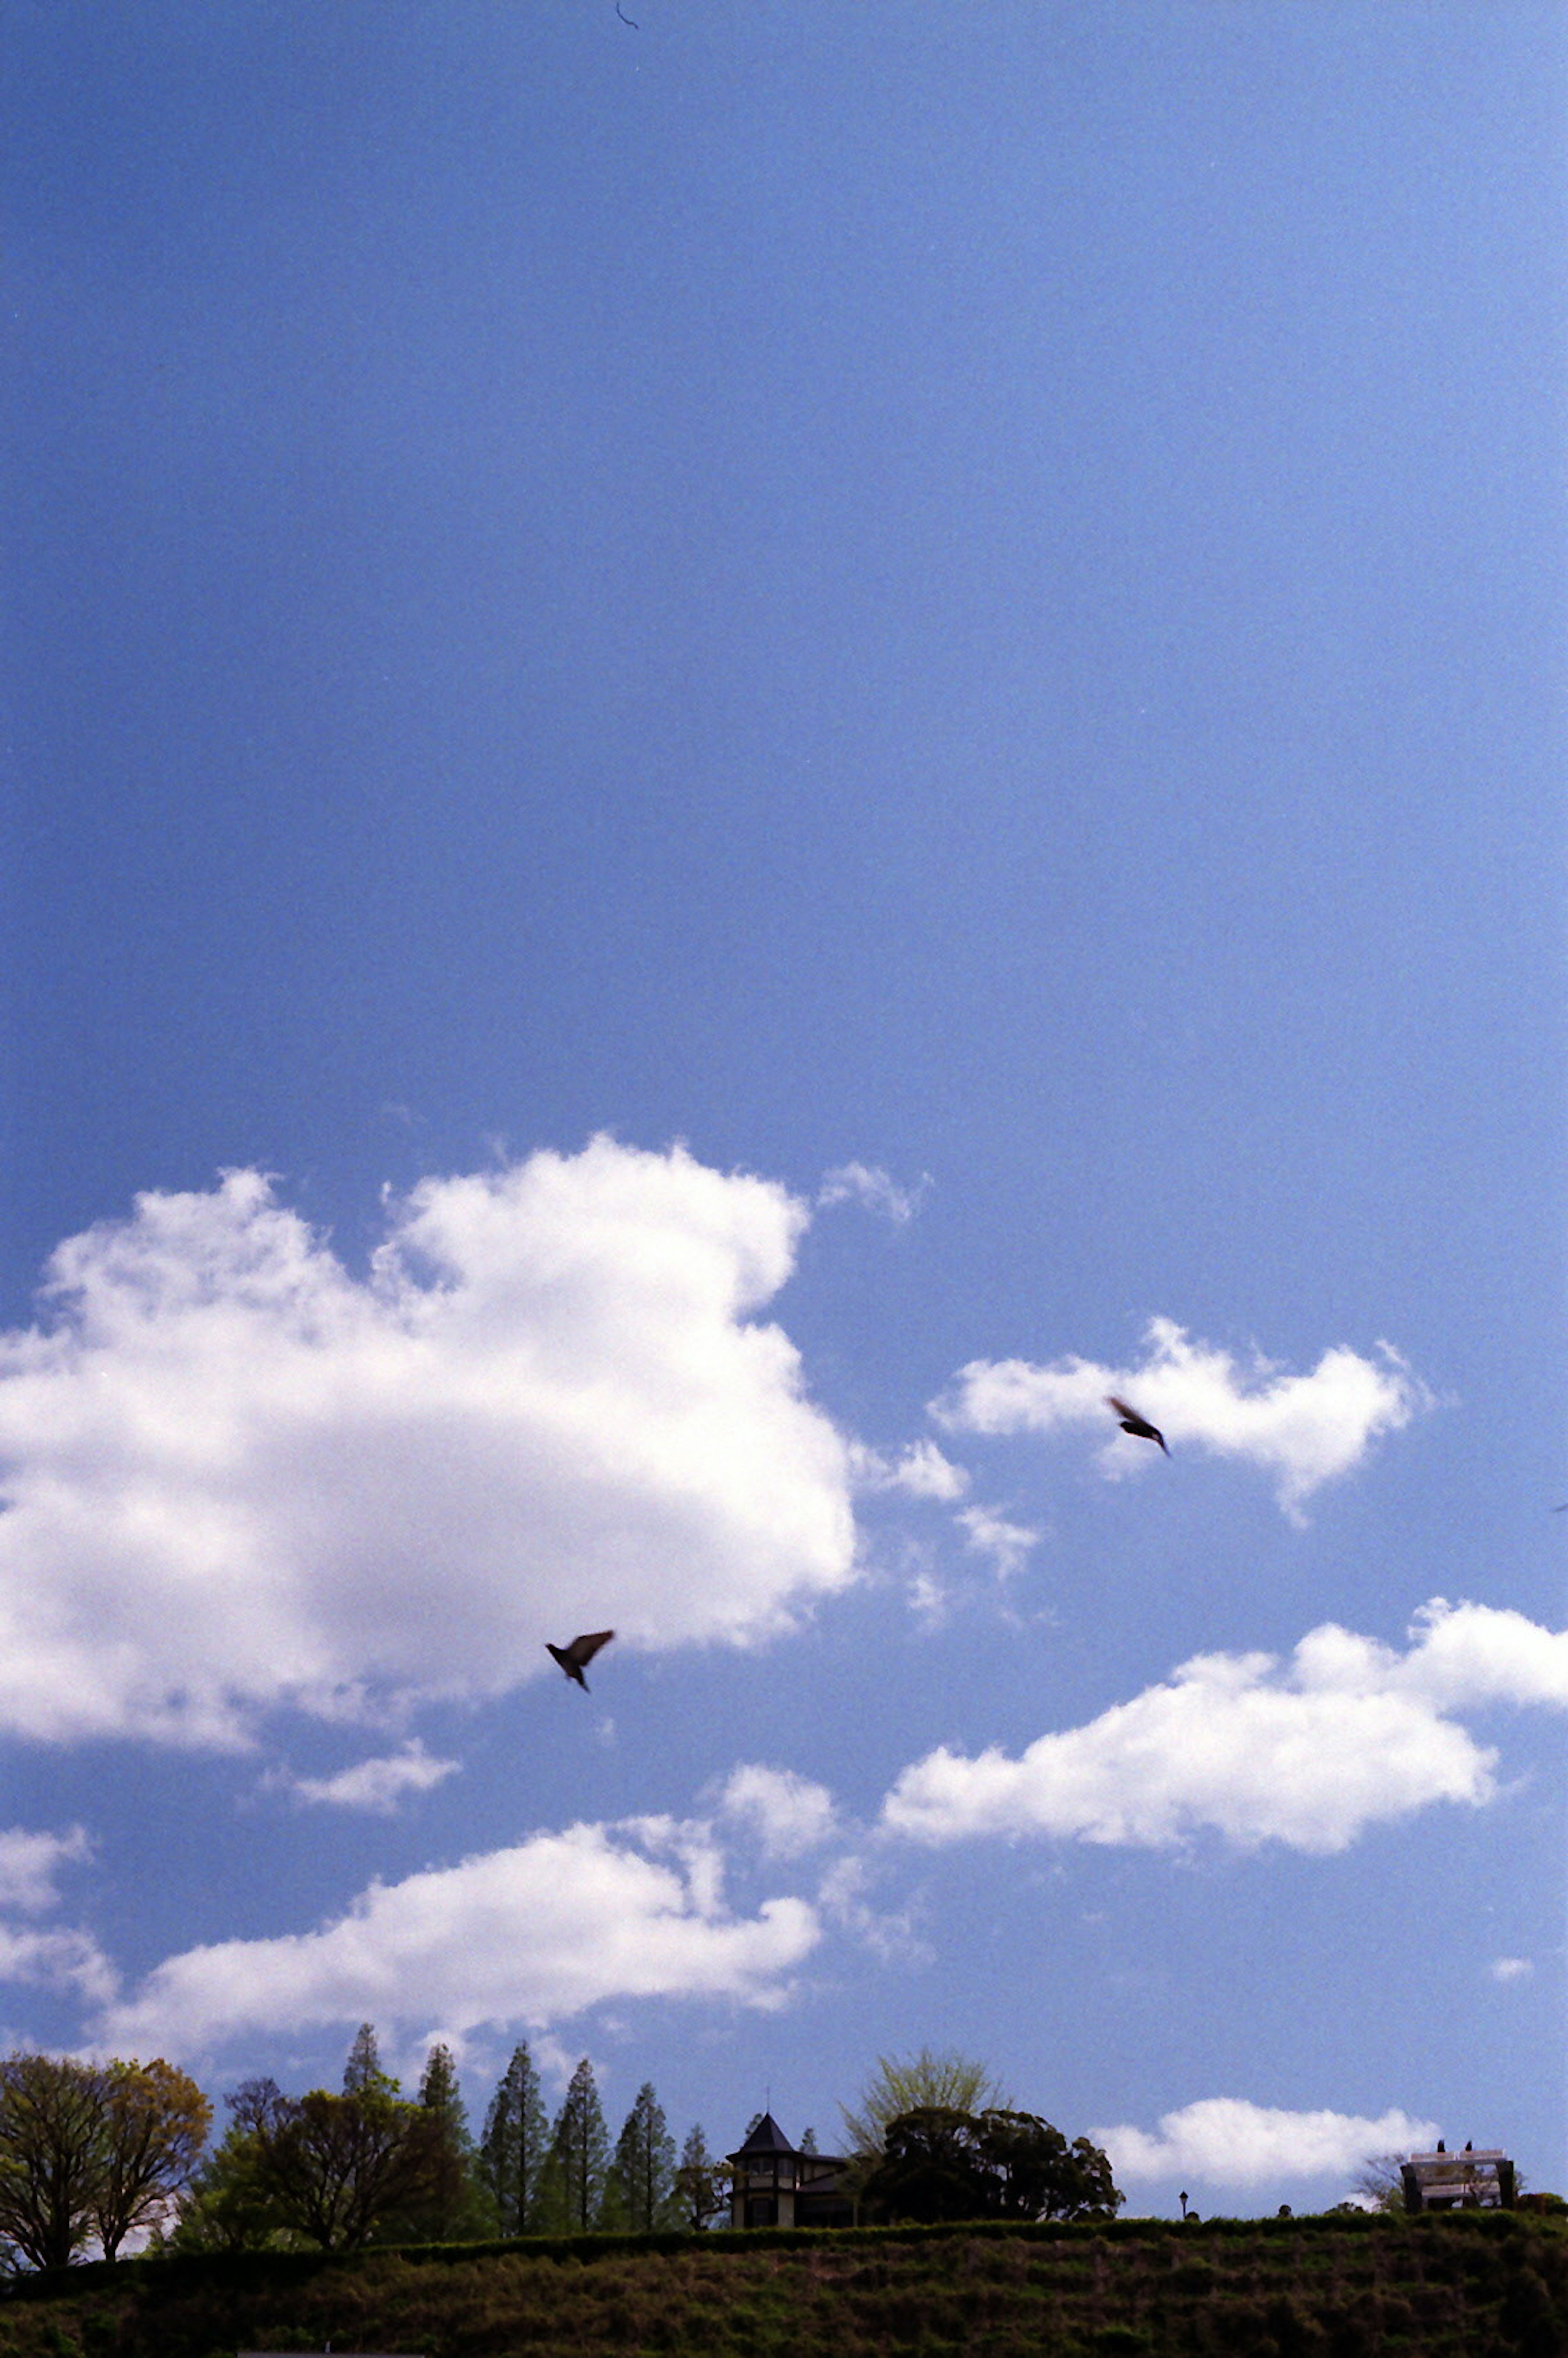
[0,2213,1564,2358]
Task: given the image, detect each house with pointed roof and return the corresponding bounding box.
[726,2112,855,2229]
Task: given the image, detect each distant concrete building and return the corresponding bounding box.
[1400,2147,1516,2212]
[726,2112,855,2229]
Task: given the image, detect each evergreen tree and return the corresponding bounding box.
[379,2044,490,2242]
[605,2083,679,2232]
[548,2059,609,2234]
[343,2024,396,2097]
[479,2044,549,2235]
[530,2142,570,2235]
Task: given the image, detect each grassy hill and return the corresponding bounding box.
[0,2212,1564,2358]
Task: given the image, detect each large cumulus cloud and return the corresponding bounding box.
[881,1600,1568,1853]
[0,1139,856,1745]
[95,1815,820,2060]
[1095,2098,1441,2189]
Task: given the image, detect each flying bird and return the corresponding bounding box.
[1106,1396,1170,1455]
[547,1630,615,1690]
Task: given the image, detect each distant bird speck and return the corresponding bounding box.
[548,1630,615,1690]
[1106,1396,1170,1455]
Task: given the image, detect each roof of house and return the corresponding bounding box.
[736,2110,795,2154]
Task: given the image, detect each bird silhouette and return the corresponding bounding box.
[547,1630,615,1690]
[1106,1396,1170,1455]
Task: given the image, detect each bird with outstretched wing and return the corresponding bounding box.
[547,1630,615,1690]
[1105,1396,1170,1456]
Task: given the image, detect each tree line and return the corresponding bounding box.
[0,2036,1120,2268]
[171,2027,729,2253]
[0,2033,727,2266]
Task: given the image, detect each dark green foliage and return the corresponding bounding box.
[176,2029,442,2253]
[1501,2261,1568,2357]
[252,2082,441,2249]
[860,2106,1123,2224]
[0,2209,1562,2357]
[376,2042,492,2244]
[166,2078,302,2253]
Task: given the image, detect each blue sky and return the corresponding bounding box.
[3,0,1565,2218]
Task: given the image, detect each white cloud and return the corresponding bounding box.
[0,1828,114,2008]
[956,1504,1039,1580]
[717,1765,838,1859]
[815,1854,931,1966]
[1489,1957,1533,1983]
[0,1826,91,1914]
[0,1923,117,2008]
[851,1440,969,1502]
[96,1817,820,2060]
[1096,2098,1440,2188]
[933,1316,1429,1516]
[0,1139,855,1745]
[881,1599,1568,1854]
[283,1741,460,1814]
[817,1163,929,1225]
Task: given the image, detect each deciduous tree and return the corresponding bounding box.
[0,2055,110,2270]
[0,2051,214,2269]
[839,2048,1007,2161]
[859,2106,1123,2225]
[673,2124,728,2231]
[241,2029,442,2251]
[93,2058,211,2259]
[168,2079,297,2252]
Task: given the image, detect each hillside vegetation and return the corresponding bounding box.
[0,2213,1565,2358]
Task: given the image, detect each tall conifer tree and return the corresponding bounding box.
[381,2043,488,2242]
[548,2058,609,2234]
[479,2043,549,2235]
[604,2083,679,2231]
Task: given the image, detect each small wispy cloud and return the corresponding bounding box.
[932,1316,1431,1518]
[956,1504,1039,1580]
[717,1765,838,1860]
[851,1439,969,1502]
[0,1827,91,1915]
[816,1854,932,1966]
[283,1741,460,1814]
[1489,1956,1533,1983]
[0,1828,113,2007]
[0,1924,117,2007]
[817,1163,930,1225]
